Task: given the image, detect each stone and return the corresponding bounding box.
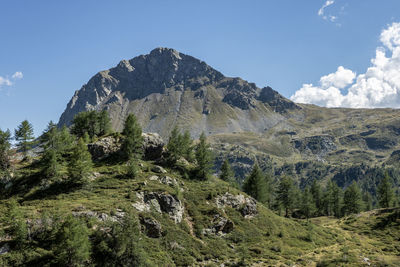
[216,193,258,218]
[140,217,162,238]
[142,132,164,160]
[202,215,234,236]
[133,192,184,223]
[151,165,167,174]
[87,136,121,161]
[0,243,10,255]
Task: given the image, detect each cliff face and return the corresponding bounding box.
[58,47,299,138]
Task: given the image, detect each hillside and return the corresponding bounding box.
[1,149,399,266]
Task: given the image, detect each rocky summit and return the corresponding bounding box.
[58,47,298,139]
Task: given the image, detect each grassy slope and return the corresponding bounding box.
[1,157,399,266]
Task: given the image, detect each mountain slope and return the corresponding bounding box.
[58,47,299,139]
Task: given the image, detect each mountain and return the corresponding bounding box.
[58,48,400,186]
[58,47,299,139]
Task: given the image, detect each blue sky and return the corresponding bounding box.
[1,0,400,136]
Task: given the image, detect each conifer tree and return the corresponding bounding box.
[166,126,182,164]
[301,187,316,219]
[7,200,28,248]
[343,181,362,215]
[42,148,62,180]
[331,182,342,218]
[277,176,295,217]
[311,180,323,216]
[68,138,93,184]
[194,132,214,180]
[121,114,143,161]
[14,120,35,158]
[362,191,373,211]
[378,172,395,208]
[98,110,112,136]
[54,215,91,267]
[264,173,275,209]
[181,130,194,162]
[243,164,267,203]
[0,128,12,171]
[219,159,235,182]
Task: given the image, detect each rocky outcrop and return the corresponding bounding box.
[142,132,164,160]
[202,214,234,236]
[215,193,258,218]
[87,133,164,161]
[364,136,397,150]
[133,192,184,223]
[148,175,178,187]
[0,243,10,255]
[87,136,121,161]
[293,135,337,158]
[140,217,162,238]
[258,86,300,113]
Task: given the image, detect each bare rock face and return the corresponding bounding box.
[133,191,184,223]
[87,133,164,161]
[216,193,258,218]
[140,217,162,238]
[142,132,165,160]
[203,214,234,236]
[87,136,121,161]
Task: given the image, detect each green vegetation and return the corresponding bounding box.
[14,120,35,158]
[194,132,214,180]
[70,110,111,140]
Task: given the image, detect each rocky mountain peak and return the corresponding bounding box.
[58,48,299,137]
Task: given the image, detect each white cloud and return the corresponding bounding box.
[291,22,400,108]
[0,76,12,87]
[0,71,23,91]
[12,71,23,79]
[318,1,334,16]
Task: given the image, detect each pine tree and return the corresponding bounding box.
[276,176,295,217]
[194,132,214,180]
[98,110,112,136]
[54,215,91,267]
[332,182,342,218]
[362,191,373,211]
[7,200,28,248]
[220,159,235,182]
[343,181,362,215]
[301,187,316,219]
[181,130,194,162]
[166,126,182,164]
[42,148,62,180]
[378,172,395,208]
[68,138,93,184]
[0,128,12,171]
[264,173,275,209]
[243,164,268,203]
[311,180,323,216]
[121,114,143,161]
[14,120,35,158]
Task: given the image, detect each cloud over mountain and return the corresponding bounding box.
[291,22,400,108]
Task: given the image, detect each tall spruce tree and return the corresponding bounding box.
[277,176,295,217]
[54,215,91,267]
[378,172,395,208]
[98,110,112,136]
[166,126,182,164]
[121,114,143,161]
[343,181,362,215]
[311,180,323,216]
[14,120,35,158]
[301,187,316,219]
[219,159,235,182]
[243,164,268,203]
[194,132,214,180]
[68,138,93,184]
[0,128,12,171]
[181,130,194,162]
